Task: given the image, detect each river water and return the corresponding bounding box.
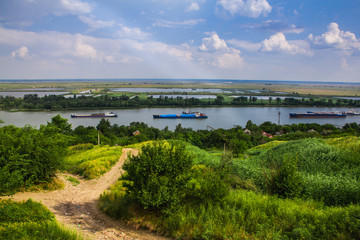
[1,107,359,130]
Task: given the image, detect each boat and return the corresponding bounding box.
[71,112,118,118]
[153,111,208,119]
[289,111,346,118]
[345,110,360,116]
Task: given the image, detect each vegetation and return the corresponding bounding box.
[0,123,68,195]
[1,92,359,111]
[0,199,83,240]
[64,144,122,179]
[99,138,360,239]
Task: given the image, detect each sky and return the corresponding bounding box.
[0,0,360,82]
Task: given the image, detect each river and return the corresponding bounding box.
[0,107,359,130]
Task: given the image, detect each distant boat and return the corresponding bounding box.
[71,112,118,118]
[289,111,346,118]
[345,110,360,116]
[153,111,208,119]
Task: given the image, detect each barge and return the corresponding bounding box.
[153,111,208,119]
[289,112,346,118]
[71,112,118,118]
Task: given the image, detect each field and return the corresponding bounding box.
[0,79,359,97]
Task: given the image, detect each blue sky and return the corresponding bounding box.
[0,0,360,82]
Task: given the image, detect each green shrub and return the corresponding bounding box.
[263,154,303,198]
[184,165,229,204]
[122,141,192,212]
[0,125,68,195]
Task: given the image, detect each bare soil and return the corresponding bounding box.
[1,148,170,240]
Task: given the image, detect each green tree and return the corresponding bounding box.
[122,141,192,211]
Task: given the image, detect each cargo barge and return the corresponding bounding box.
[153,111,208,119]
[71,112,118,118]
[289,112,346,118]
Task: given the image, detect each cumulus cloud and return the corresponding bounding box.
[199,32,229,52]
[213,49,244,68]
[117,26,150,39]
[187,2,200,11]
[75,40,97,60]
[217,0,272,18]
[198,32,244,68]
[11,46,31,59]
[79,15,115,30]
[58,0,92,15]
[260,32,312,55]
[309,22,360,51]
[153,19,205,28]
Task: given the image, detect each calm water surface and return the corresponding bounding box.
[1,107,359,130]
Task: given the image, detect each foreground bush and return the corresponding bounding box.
[0,125,68,195]
[0,199,83,240]
[122,141,192,211]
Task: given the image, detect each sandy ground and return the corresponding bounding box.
[1,148,170,240]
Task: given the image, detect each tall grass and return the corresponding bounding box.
[160,189,360,239]
[64,144,122,179]
[233,137,360,206]
[0,199,84,240]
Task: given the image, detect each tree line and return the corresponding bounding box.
[1,93,359,110]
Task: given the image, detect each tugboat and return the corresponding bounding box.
[71,112,118,118]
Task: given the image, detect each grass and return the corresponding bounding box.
[66,176,80,186]
[0,199,84,240]
[98,139,360,239]
[64,144,122,179]
[233,137,360,206]
[25,178,65,192]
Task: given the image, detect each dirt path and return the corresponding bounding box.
[2,148,170,240]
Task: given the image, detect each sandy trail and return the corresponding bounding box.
[2,148,169,240]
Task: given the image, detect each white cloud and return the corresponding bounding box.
[309,22,360,51]
[11,46,31,59]
[242,20,304,34]
[58,0,92,15]
[213,49,244,68]
[79,15,115,30]
[260,32,312,56]
[198,32,244,68]
[117,26,150,39]
[227,39,261,51]
[199,32,229,52]
[75,40,97,60]
[218,0,272,18]
[153,19,205,28]
[187,2,200,11]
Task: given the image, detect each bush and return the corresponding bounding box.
[263,154,303,198]
[0,125,68,195]
[184,165,229,203]
[122,141,192,212]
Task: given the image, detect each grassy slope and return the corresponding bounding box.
[0,199,83,240]
[100,138,360,239]
[64,144,122,179]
